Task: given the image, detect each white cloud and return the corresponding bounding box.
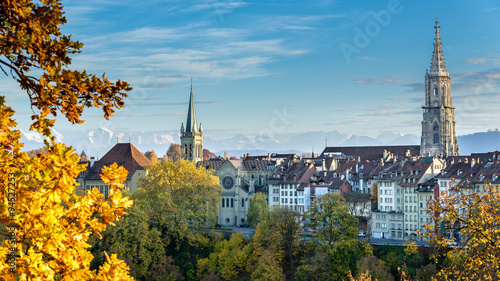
[463,57,500,65]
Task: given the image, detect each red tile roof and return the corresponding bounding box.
[84,143,151,180]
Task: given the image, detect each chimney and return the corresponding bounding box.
[90,157,95,167]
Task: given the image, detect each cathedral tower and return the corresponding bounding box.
[180,79,203,163]
[420,19,459,157]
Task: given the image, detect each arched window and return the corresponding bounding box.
[433,86,438,96]
[222,198,225,207]
[226,198,229,207]
[434,134,439,144]
[189,144,192,158]
[433,124,439,131]
[242,199,245,208]
[225,218,230,223]
[231,199,234,208]
[441,85,446,96]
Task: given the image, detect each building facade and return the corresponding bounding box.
[198,157,274,226]
[420,19,459,157]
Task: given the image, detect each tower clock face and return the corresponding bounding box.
[222,176,234,190]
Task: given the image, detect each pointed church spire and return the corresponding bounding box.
[186,78,198,133]
[430,18,447,74]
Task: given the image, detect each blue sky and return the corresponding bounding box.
[6,0,500,143]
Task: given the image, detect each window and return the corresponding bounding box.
[434,133,439,144]
[381,223,387,229]
[376,223,380,228]
[281,191,284,196]
[391,223,395,229]
[242,199,245,208]
[397,198,400,203]
[226,218,230,223]
[226,198,229,207]
[222,198,225,208]
[285,198,288,203]
[231,199,234,208]
[433,86,438,96]
[433,123,439,131]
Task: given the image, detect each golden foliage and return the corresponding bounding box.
[424,183,500,280]
[0,0,131,136]
[1,0,134,279]
[0,99,133,279]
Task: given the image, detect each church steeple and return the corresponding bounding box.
[186,78,198,133]
[430,18,447,75]
[180,78,203,163]
[420,19,459,157]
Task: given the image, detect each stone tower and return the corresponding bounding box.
[180,79,203,163]
[420,19,459,157]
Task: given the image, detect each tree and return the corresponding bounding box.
[166,144,181,161]
[197,232,252,280]
[356,255,394,281]
[254,207,302,278]
[145,150,158,164]
[80,150,88,162]
[0,0,133,279]
[305,193,358,247]
[89,198,165,280]
[424,183,500,280]
[295,251,332,281]
[149,256,184,281]
[246,192,269,228]
[370,182,378,204]
[251,249,285,281]
[203,148,217,160]
[135,159,221,245]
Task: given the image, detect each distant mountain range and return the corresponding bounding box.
[20,128,500,158]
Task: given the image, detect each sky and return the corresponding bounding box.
[4,0,500,143]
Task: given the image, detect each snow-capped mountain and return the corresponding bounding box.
[19,127,499,158]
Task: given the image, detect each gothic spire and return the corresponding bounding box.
[185,78,198,133]
[430,18,447,74]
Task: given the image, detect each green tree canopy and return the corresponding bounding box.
[254,207,302,277]
[305,193,358,247]
[246,192,269,228]
[136,159,221,245]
